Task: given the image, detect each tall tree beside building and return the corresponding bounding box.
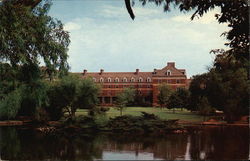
[116,87,136,116]
[157,83,172,108]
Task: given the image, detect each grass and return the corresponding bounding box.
[76,107,205,122]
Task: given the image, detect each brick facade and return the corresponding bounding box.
[79,62,189,106]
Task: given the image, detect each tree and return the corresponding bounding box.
[167,92,182,113]
[175,88,190,111]
[116,87,136,116]
[167,88,190,113]
[45,75,100,120]
[188,73,209,111]
[0,88,22,120]
[157,83,172,108]
[0,0,70,78]
[188,60,249,122]
[197,97,214,119]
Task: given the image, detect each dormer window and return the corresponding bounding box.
[108,77,112,82]
[123,77,127,82]
[115,77,119,82]
[138,77,143,82]
[131,77,135,82]
[166,70,171,76]
[146,77,151,82]
[100,77,104,82]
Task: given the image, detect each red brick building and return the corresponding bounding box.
[80,62,189,106]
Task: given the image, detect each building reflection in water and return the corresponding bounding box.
[0,126,249,160]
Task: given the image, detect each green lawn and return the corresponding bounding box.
[76,107,205,122]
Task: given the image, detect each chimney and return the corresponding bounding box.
[136,69,139,74]
[167,62,175,67]
[100,69,104,74]
[83,69,87,75]
[153,69,157,74]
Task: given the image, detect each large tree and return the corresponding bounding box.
[0,0,70,78]
[116,87,136,116]
[157,83,172,108]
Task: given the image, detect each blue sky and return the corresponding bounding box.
[48,0,229,77]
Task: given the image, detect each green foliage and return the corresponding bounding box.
[116,87,136,115]
[18,80,49,119]
[45,75,100,120]
[188,57,249,122]
[0,88,22,120]
[197,97,215,116]
[167,92,182,113]
[88,107,110,117]
[75,77,100,109]
[157,83,172,108]
[105,114,179,133]
[0,63,19,98]
[0,0,70,77]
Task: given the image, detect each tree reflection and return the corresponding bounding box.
[0,126,249,160]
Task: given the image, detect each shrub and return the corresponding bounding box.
[0,88,22,120]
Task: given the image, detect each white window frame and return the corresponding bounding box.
[166,70,171,76]
[138,77,143,82]
[115,77,119,82]
[123,77,127,82]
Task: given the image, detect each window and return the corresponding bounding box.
[108,77,112,82]
[115,77,119,82]
[93,78,96,82]
[177,79,180,84]
[131,77,135,82]
[138,77,143,82]
[146,77,151,82]
[166,70,171,76]
[100,77,104,82]
[123,77,127,82]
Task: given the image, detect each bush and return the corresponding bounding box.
[88,107,110,117]
[0,88,22,120]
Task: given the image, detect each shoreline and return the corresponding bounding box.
[0,120,248,127]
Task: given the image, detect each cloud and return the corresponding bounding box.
[171,8,226,25]
[99,5,162,19]
[64,22,81,31]
[55,3,229,77]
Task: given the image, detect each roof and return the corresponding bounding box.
[81,72,152,81]
[78,62,187,82]
[153,65,186,77]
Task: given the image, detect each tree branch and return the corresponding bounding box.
[125,0,135,20]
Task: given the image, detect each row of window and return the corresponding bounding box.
[93,77,152,83]
[103,85,152,88]
[154,79,185,84]
[102,90,152,96]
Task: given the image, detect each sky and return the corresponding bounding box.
[48,0,229,78]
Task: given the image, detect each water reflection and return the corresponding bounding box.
[0,126,249,160]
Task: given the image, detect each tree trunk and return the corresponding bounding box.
[120,108,123,116]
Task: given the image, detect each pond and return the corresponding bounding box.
[0,126,249,160]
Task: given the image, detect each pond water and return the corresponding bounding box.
[0,126,249,160]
